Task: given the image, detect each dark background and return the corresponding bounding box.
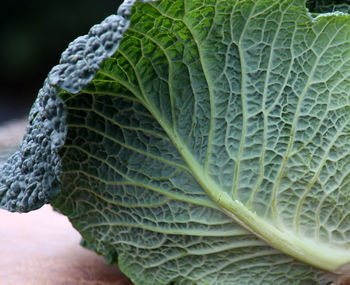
[0,0,123,124]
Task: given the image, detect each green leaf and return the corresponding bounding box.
[3,0,350,284]
[53,0,350,283]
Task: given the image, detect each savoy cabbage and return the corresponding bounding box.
[1,0,350,284]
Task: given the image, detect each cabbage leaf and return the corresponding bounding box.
[2,0,350,284]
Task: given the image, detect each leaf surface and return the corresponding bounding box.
[2,0,350,284]
[53,0,350,283]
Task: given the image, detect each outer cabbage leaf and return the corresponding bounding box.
[2,0,350,284]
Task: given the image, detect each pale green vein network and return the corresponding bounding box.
[79,216,241,237]
[289,55,350,157]
[98,68,143,99]
[79,85,141,102]
[127,26,177,129]
[231,0,257,202]
[127,18,210,151]
[180,2,217,173]
[295,113,350,233]
[55,0,350,283]
[62,144,217,209]
[193,249,282,280]
[247,1,290,208]
[66,122,186,171]
[74,186,171,208]
[272,18,347,227]
[122,0,350,272]
[68,105,170,140]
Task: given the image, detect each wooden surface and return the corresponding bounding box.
[0,205,132,285]
[0,120,132,284]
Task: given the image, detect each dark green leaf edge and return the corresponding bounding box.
[0,0,144,212]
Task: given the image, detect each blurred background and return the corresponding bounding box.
[0,0,123,125]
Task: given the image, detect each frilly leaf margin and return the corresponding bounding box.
[0,0,149,212]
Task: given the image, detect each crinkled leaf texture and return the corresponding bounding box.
[0,0,136,211]
[2,0,350,284]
